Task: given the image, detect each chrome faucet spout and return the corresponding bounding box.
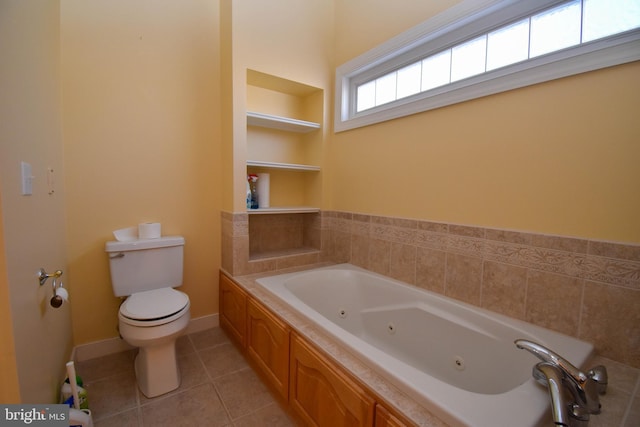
[515,339,608,422]
[515,339,588,385]
[534,362,571,427]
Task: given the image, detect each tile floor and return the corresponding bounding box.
[76,327,297,426]
[77,325,640,427]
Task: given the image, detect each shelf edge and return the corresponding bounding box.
[247,207,320,215]
[247,111,320,133]
[247,160,320,171]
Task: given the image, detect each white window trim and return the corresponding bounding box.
[334,0,640,132]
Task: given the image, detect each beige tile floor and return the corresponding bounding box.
[76,325,640,427]
[77,327,296,426]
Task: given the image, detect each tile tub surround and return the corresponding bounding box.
[222,210,640,369]
[221,211,324,276]
[325,211,640,370]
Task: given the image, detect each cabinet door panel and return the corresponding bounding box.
[290,334,374,427]
[247,298,290,400]
[219,272,247,347]
[375,404,409,427]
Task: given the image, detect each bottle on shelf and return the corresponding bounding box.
[247,174,259,209]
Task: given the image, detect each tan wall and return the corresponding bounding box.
[0,188,20,403]
[220,0,235,213]
[61,0,222,345]
[331,0,640,244]
[333,0,460,66]
[0,0,73,403]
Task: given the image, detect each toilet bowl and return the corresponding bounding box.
[105,236,190,398]
[118,287,191,397]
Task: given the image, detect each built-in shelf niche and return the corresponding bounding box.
[245,69,324,260]
[246,69,323,213]
[248,212,321,260]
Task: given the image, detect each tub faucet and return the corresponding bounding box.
[515,339,608,426]
[533,362,583,426]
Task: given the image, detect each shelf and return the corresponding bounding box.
[247,207,320,215]
[249,247,320,261]
[247,160,320,172]
[247,111,320,133]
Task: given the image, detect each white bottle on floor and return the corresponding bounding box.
[69,408,93,427]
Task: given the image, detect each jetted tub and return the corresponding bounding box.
[256,264,594,427]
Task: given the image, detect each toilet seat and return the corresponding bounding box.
[120,288,190,327]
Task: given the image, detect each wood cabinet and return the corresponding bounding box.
[375,404,409,427]
[247,298,290,400]
[289,333,375,427]
[219,272,247,347]
[218,271,414,427]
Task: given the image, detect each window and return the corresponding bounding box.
[335,0,640,132]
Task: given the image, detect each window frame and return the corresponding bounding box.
[334,0,640,132]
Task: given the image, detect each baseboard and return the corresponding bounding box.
[186,313,219,334]
[73,313,219,362]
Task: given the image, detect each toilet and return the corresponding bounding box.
[105,236,191,398]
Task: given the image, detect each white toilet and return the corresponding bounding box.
[105,236,191,398]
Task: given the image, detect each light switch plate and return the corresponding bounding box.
[47,167,55,195]
[21,161,32,195]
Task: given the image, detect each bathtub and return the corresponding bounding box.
[256,264,594,427]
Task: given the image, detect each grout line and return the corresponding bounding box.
[478,258,485,307]
[134,380,142,425]
[576,278,586,339]
[210,372,236,424]
[443,251,449,296]
[136,405,143,427]
[523,268,530,320]
[620,373,640,427]
[231,401,279,425]
[191,331,238,425]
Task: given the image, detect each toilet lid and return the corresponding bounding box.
[120,288,189,321]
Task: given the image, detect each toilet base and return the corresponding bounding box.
[135,341,181,398]
[118,300,190,398]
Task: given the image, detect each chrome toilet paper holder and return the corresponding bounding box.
[39,268,68,308]
[38,268,63,286]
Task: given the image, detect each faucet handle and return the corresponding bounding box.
[588,365,608,395]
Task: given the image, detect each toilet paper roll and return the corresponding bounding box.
[256,173,270,208]
[113,226,137,242]
[138,222,161,239]
[56,286,69,302]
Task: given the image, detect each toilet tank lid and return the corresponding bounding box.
[105,236,184,253]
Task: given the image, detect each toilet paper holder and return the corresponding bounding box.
[38,268,63,286]
[39,268,68,308]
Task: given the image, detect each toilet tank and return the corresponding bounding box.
[105,236,185,297]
